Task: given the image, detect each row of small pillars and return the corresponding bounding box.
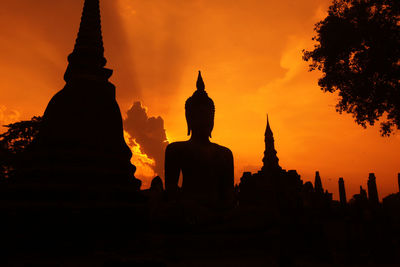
[337,173,400,207]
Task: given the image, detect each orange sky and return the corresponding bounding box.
[0,0,399,200]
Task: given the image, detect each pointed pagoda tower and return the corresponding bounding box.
[261,115,282,173]
[25,0,137,185]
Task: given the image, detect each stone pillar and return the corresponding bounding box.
[314,171,323,194]
[338,177,347,207]
[367,173,379,205]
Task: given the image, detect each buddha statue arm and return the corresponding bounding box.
[165,143,180,199]
[220,149,235,207]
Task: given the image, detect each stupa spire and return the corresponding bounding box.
[265,114,272,136]
[64,0,111,82]
[261,115,281,173]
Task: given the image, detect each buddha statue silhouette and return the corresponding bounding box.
[165,71,234,209]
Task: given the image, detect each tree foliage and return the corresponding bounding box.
[0,116,42,178]
[303,0,400,135]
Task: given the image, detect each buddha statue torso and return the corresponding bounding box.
[165,140,233,206]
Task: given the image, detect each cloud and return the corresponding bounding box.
[124,101,169,178]
[124,131,156,188]
[0,106,20,133]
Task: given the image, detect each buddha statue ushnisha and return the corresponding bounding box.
[165,71,234,209]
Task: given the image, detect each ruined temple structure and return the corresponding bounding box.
[239,116,303,212]
[383,173,400,211]
[22,0,139,189]
[349,186,369,208]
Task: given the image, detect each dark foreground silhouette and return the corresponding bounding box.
[1,0,400,266]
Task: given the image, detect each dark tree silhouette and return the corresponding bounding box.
[0,116,42,154]
[0,116,42,178]
[303,0,399,136]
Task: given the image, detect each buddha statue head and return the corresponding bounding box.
[185,71,215,138]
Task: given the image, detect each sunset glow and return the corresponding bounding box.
[0,0,399,200]
[124,131,156,188]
